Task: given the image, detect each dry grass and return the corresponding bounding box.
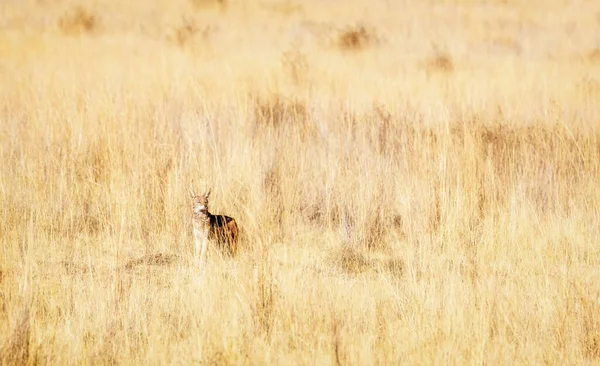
[1,0,600,364]
[58,6,98,36]
[336,24,378,51]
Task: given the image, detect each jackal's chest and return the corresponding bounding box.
[192,218,210,238]
[193,225,209,238]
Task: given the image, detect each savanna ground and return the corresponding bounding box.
[1,0,600,364]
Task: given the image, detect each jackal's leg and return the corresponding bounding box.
[199,237,209,266]
[194,233,201,259]
[194,231,208,265]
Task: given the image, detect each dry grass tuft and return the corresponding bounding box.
[58,6,98,36]
[575,284,600,359]
[281,49,309,86]
[174,19,199,47]
[587,48,600,64]
[424,51,454,73]
[59,260,95,276]
[382,257,404,279]
[252,93,308,128]
[251,261,278,336]
[328,245,404,278]
[1,308,30,365]
[168,18,215,48]
[336,24,378,51]
[329,246,371,275]
[331,314,345,366]
[123,253,179,271]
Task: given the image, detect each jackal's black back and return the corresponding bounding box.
[210,215,235,228]
[208,214,239,256]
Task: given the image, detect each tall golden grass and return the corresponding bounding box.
[1,0,600,364]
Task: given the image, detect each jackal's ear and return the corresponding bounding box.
[189,186,196,198]
[204,189,211,199]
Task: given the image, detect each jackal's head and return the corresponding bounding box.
[190,188,211,215]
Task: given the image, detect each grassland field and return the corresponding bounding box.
[1,0,600,364]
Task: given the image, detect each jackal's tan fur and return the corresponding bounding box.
[190,188,239,264]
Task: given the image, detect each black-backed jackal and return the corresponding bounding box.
[190,188,239,264]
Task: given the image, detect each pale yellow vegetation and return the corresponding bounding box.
[1,0,600,364]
